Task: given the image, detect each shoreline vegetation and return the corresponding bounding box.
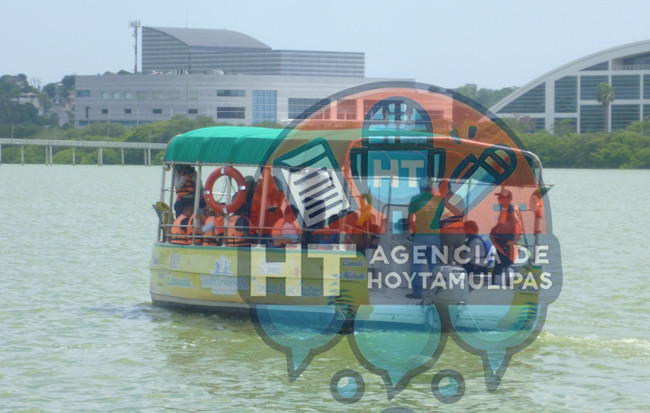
[1,116,648,168]
[1,74,649,168]
[513,119,650,169]
[0,116,282,166]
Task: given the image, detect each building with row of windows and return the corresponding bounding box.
[78,27,650,132]
[74,27,388,126]
[74,73,402,126]
[491,40,650,133]
[142,27,364,77]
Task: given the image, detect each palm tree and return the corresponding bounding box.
[596,82,615,132]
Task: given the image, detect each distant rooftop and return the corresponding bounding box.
[147,27,271,49]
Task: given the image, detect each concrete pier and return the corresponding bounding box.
[0,138,167,166]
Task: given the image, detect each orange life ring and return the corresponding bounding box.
[204,166,247,215]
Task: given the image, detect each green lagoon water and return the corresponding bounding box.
[1,165,649,411]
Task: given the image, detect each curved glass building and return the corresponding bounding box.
[142,27,365,78]
[491,40,650,133]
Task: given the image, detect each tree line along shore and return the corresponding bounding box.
[2,115,648,169]
[1,74,648,168]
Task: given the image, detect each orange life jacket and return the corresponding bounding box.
[533,196,543,234]
[440,216,464,233]
[249,174,285,235]
[188,214,203,246]
[496,205,523,261]
[171,214,191,245]
[176,173,196,198]
[225,215,251,247]
[534,198,543,218]
[203,215,223,246]
[440,192,464,233]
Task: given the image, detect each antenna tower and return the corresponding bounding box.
[129,20,141,73]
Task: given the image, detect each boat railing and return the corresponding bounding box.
[160,222,368,249]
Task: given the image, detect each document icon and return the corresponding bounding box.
[273,138,352,229]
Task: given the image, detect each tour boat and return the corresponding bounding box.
[149,83,561,333]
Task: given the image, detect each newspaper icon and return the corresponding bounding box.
[273,138,351,229]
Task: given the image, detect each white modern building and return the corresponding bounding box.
[74,73,403,126]
[491,40,650,133]
[74,27,389,126]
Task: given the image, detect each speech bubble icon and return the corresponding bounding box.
[448,302,542,391]
[252,304,345,381]
[348,304,446,399]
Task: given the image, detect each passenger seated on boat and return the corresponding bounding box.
[244,175,256,214]
[188,208,205,245]
[200,208,223,247]
[271,205,302,247]
[182,206,215,246]
[249,173,284,244]
[170,200,194,245]
[225,205,252,247]
[312,214,341,249]
[173,165,197,218]
[462,220,494,277]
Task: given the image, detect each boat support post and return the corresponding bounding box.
[168,162,176,221]
[191,163,202,245]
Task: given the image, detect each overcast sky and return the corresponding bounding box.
[3,0,649,90]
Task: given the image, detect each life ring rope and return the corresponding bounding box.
[204,166,247,215]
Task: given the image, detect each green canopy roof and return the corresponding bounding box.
[164,126,285,165]
[164,126,439,166]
